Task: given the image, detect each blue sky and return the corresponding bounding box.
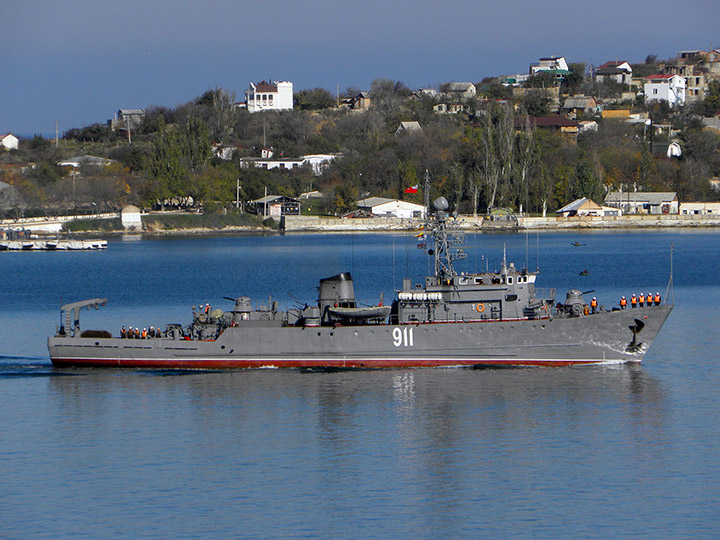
[2,0,719,136]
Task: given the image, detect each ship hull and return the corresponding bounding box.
[48,305,672,369]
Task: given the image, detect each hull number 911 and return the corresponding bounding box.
[392,327,414,347]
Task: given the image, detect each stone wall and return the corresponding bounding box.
[284,214,720,232]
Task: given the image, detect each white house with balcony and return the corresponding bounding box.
[245,81,293,113]
[643,74,686,107]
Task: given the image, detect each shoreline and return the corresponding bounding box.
[8,213,720,238]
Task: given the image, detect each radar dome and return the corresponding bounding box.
[433,197,449,211]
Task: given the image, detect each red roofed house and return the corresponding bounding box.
[245,80,294,113]
[644,74,686,107]
[515,115,579,141]
[595,60,632,85]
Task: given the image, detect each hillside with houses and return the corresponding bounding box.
[1,48,720,226]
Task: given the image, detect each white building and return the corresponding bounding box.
[441,82,477,99]
[556,198,621,217]
[239,153,341,175]
[57,155,115,168]
[0,133,19,150]
[644,74,686,107]
[530,56,569,75]
[245,81,293,113]
[121,205,142,230]
[595,61,633,85]
[680,202,720,215]
[355,197,426,219]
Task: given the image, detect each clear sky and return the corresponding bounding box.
[2,0,719,136]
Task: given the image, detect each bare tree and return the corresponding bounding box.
[480,102,515,210]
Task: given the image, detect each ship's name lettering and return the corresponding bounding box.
[392,327,414,347]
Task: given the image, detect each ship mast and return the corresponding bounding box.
[422,171,466,281]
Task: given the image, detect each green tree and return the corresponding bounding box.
[142,116,211,207]
[561,63,586,95]
[703,79,720,116]
[294,88,336,110]
[521,89,552,117]
[523,71,559,89]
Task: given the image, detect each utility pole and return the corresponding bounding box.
[126,116,132,144]
[55,120,59,148]
[236,179,240,209]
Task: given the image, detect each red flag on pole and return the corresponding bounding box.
[404,184,418,194]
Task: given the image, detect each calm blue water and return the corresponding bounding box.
[1,230,719,539]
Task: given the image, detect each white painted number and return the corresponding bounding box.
[393,327,414,347]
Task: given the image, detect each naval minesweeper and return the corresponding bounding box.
[48,192,672,369]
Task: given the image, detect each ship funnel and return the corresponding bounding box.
[318,273,356,323]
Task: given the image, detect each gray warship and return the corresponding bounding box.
[48,193,673,369]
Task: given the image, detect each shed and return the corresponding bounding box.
[121,205,142,230]
[604,191,679,215]
[556,198,604,217]
[395,122,423,136]
[249,195,300,217]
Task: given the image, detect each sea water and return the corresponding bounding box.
[1,230,719,539]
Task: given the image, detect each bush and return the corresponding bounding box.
[63,218,124,232]
[143,211,265,231]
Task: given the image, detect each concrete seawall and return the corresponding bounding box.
[284,214,720,232]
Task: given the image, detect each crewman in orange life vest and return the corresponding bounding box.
[620,296,627,309]
[655,292,661,305]
[631,294,637,308]
[638,293,645,306]
[591,297,598,314]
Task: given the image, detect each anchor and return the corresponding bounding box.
[626,318,645,352]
